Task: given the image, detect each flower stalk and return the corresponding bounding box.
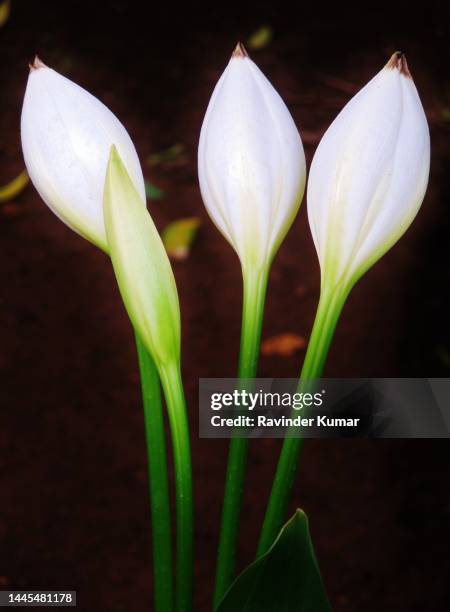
[256,285,347,556]
[158,360,193,612]
[135,333,173,612]
[213,266,269,608]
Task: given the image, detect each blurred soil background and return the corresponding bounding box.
[1,1,449,610]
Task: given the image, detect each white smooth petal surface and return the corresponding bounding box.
[21,66,145,250]
[307,62,430,284]
[198,54,305,267]
[354,76,430,273]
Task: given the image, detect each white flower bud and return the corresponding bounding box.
[21,58,145,251]
[307,52,430,289]
[198,43,306,270]
[104,147,180,367]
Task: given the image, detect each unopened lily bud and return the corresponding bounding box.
[198,43,306,270]
[307,52,430,290]
[21,58,145,251]
[104,147,180,368]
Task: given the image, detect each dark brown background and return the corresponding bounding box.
[1,1,449,610]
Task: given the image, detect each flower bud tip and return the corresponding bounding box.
[386,51,411,78]
[232,42,248,59]
[29,56,47,72]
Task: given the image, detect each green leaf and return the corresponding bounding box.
[247,26,273,51]
[217,510,331,612]
[103,146,180,368]
[147,143,188,167]
[145,181,165,200]
[162,217,201,260]
[0,169,29,203]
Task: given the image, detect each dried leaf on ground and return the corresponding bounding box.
[162,217,201,260]
[0,0,11,28]
[0,170,29,203]
[295,285,308,299]
[261,333,306,357]
[247,25,273,50]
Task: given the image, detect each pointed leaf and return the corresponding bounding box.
[103,146,180,367]
[217,510,331,612]
[162,217,201,260]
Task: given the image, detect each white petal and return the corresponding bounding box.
[198,46,305,268]
[307,54,430,286]
[21,61,145,250]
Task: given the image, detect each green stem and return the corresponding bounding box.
[159,360,193,612]
[213,267,269,609]
[135,333,173,612]
[256,285,348,557]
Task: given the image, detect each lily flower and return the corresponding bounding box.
[257,55,431,558]
[21,57,145,252]
[307,52,430,292]
[199,44,306,604]
[198,43,306,271]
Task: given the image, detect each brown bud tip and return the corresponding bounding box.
[29,56,47,72]
[232,42,249,59]
[386,51,411,78]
